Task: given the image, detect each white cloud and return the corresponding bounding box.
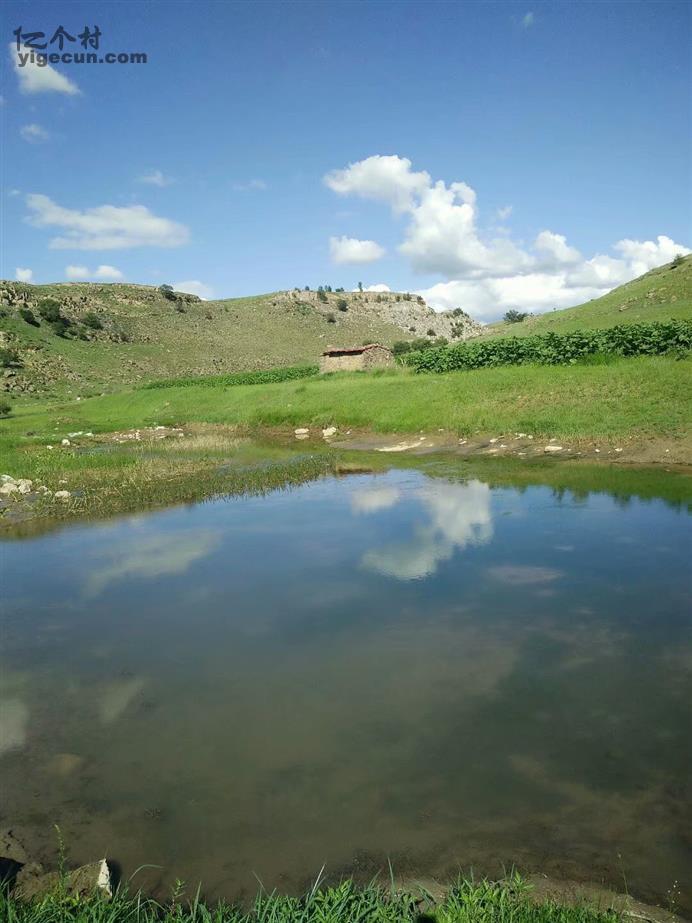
[363,283,391,292]
[15,267,33,282]
[325,154,691,321]
[522,11,535,27]
[361,480,493,581]
[535,230,581,265]
[65,264,90,280]
[351,486,401,513]
[173,279,214,299]
[232,179,268,191]
[10,43,81,95]
[20,123,50,143]
[95,264,124,280]
[497,205,513,221]
[325,154,430,213]
[25,194,190,250]
[329,235,385,264]
[66,264,124,280]
[137,169,174,187]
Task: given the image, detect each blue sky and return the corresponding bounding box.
[2,0,690,319]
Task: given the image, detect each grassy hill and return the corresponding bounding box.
[1,257,690,399]
[482,254,692,338]
[0,283,476,398]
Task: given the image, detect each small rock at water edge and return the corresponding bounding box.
[61,438,71,447]
[544,445,563,453]
[322,426,337,438]
[54,490,71,500]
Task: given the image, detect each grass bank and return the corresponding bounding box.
[0,876,630,923]
[3,356,690,443]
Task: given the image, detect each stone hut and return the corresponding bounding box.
[320,344,394,373]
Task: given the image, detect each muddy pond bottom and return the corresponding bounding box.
[1,461,691,910]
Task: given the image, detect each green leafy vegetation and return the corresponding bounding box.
[406,321,692,373]
[0,346,21,368]
[0,876,622,923]
[503,309,529,323]
[143,364,319,390]
[82,312,104,330]
[0,398,11,417]
[19,307,40,327]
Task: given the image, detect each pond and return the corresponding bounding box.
[1,456,691,911]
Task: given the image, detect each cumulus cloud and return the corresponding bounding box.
[20,123,50,143]
[325,154,430,213]
[137,169,173,187]
[66,264,123,280]
[325,154,691,321]
[10,43,81,95]
[24,194,190,250]
[329,235,385,264]
[15,267,33,282]
[361,480,493,581]
[363,283,391,292]
[173,279,214,299]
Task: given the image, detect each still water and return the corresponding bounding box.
[1,460,691,909]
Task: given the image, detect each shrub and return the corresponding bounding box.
[144,364,319,390]
[19,307,39,326]
[336,298,348,312]
[426,328,436,336]
[0,347,20,368]
[326,312,336,323]
[392,340,412,356]
[38,298,62,322]
[504,309,529,323]
[0,399,11,417]
[82,311,103,330]
[317,290,328,303]
[159,284,177,301]
[671,253,685,268]
[405,320,692,373]
[50,317,71,337]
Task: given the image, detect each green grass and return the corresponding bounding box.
[3,356,689,445]
[0,876,621,923]
[483,255,692,339]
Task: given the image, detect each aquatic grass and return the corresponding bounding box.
[0,876,623,922]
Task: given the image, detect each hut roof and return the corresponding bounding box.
[322,343,389,357]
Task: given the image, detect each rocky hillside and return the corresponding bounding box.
[0,281,479,398]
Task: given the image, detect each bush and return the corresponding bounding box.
[405,320,692,374]
[504,309,529,323]
[671,253,685,268]
[19,308,39,326]
[159,284,177,301]
[38,298,62,322]
[144,364,319,390]
[392,340,412,356]
[336,298,348,312]
[326,312,336,323]
[317,290,328,303]
[49,317,71,337]
[82,311,103,330]
[0,399,11,417]
[0,347,20,368]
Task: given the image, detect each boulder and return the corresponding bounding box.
[543,445,564,453]
[0,475,16,485]
[0,482,19,497]
[322,426,337,438]
[16,479,33,494]
[14,859,112,901]
[54,490,72,500]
